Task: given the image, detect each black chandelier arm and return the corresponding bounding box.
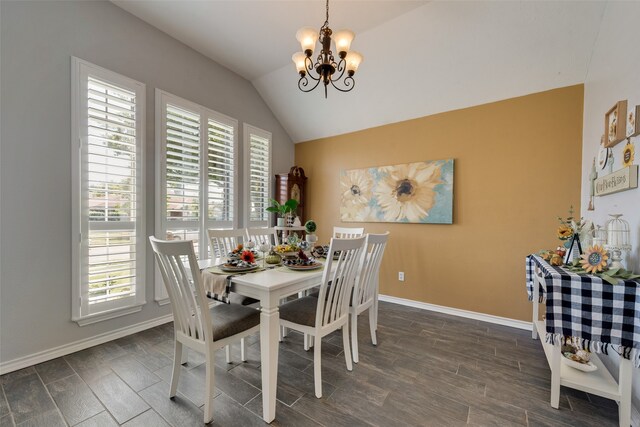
[329,75,355,93]
[298,75,322,93]
[304,56,320,80]
[330,58,346,82]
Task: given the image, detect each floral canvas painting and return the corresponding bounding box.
[340,159,454,224]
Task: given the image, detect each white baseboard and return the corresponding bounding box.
[0,314,173,375]
[378,294,532,331]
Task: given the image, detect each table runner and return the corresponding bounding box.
[525,254,640,367]
[202,265,270,303]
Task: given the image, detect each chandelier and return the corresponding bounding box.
[292,0,363,98]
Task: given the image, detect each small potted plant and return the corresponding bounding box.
[266,198,299,227]
[305,219,318,245]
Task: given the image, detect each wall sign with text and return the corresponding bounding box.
[594,165,638,197]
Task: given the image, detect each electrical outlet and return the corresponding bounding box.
[398,272,405,282]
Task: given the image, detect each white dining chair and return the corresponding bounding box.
[207,228,246,258]
[279,236,367,398]
[149,237,260,424]
[349,232,389,363]
[333,226,365,238]
[245,227,279,246]
[206,228,257,362]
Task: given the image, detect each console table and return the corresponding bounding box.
[526,254,639,427]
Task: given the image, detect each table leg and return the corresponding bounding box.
[550,342,560,409]
[618,357,632,427]
[532,271,540,340]
[260,306,280,423]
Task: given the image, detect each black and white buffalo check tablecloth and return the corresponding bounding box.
[526,254,640,367]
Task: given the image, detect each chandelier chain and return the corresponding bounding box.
[324,0,330,28]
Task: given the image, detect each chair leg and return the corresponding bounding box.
[304,333,310,351]
[241,338,246,362]
[180,345,188,365]
[351,312,359,363]
[204,352,215,424]
[369,307,377,346]
[313,335,322,398]
[342,325,353,371]
[225,345,231,364]
[170,341,182,398]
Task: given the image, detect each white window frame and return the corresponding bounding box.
[155,89,239,303]
[244,124,273,228]
[71,57,146,325]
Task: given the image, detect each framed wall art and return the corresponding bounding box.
[626,104,640,138]
[340,159,454,224]
[604,100,627,147]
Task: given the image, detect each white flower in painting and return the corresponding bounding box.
[340,169,372,207]
[374,162,442,222]
[341,203,374,222]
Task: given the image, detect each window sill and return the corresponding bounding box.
[73,302,145,326]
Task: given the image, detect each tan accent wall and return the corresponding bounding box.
[295,85,584,321]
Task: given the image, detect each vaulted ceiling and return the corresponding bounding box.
[112,1,607,143]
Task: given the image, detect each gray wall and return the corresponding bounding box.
[0,1,294,364]
[579,1,640,414]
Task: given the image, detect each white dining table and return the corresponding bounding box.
[198,258,326,423]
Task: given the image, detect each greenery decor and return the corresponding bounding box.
[266,198,299,217]
[565,258,640,285]
[305,220,317,233]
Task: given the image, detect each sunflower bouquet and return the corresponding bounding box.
[556,206,592,246]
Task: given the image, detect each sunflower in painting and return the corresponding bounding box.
[579,245,608,273]
[374,162,442,222]
[340,169,373,220]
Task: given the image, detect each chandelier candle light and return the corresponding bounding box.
[292,0,363,98]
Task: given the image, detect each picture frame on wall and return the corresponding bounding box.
[626,105,640,138]
[605,100,627,147]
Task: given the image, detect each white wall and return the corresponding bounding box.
[580,1,640,416]
[0,1,293,366]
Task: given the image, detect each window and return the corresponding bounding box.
[71,58,146,325]
[156,90,238,302]
[244,124,272,228]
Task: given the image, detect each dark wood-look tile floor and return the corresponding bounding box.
[0,302,620,426]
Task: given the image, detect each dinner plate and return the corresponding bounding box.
[219,264,259,273]
[285,262,323,271]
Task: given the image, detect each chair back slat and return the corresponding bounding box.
[246,227,278,246]
[354,232,389,307]
[316,236,366,328]
[333,226,365,239]
[150,237,212,343]
[207,229,246,258]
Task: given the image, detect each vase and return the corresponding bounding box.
[286,213,295,227]
[305,233,318,245]
[277,217,284,227]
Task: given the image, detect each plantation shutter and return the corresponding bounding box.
[155,90,238,302]
[207,117,235,226]
[245,125,272,227]
[164,104,202,257]
[72,58,146,325]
